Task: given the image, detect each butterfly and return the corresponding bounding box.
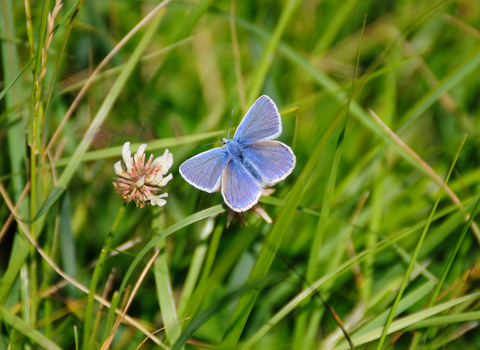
[180,95,296,212]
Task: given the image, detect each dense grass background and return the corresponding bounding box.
[1,0,480,349]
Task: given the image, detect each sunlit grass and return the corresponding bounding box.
[1,0,480,349]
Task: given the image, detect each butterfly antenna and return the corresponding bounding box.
[227,108,234,139]
[193,141,223,148]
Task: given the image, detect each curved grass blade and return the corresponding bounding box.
[54,130,225,166]
[398,45,480,132]
[351,280,435,339]
[411,192,480,349]
[404,311,480,331]
[375,135,465,349]
[113,205,225,326]
[0,56,35,101]
[171,275,281,350]
[18,186,66,223]
[0,305,63,350]
[333,291,480,350]
[247,0,302,104]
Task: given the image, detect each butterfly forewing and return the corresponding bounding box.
[179,148,230,193]
[233,95,282,144]
[222,159,261,212]
[241,140,296,186]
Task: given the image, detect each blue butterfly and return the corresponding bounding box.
[180,95,296,212]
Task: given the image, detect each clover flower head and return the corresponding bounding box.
[113,142,173,208]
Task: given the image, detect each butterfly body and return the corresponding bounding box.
[224,139,243,159]
[180,95,296,212]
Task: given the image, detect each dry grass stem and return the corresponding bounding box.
[368,110,480,241]
[0,181,30,245]
[0,181,165,347]
[44,0,172,155]
[101,248,162,350]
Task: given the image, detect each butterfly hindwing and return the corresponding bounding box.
[179,148,230,193]
[241,140,296,187]
[233,95,282,144]
[222,158,261,212]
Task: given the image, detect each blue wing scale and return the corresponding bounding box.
[233,95,282,144]
[179,148,230,193]
[222,159,261,212]
[241,140,296,187]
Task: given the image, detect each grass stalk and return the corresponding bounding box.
[83,203,126,350]
[375,136,466,349]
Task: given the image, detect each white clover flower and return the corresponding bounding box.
[113,142,173,208]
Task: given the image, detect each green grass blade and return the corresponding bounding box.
[172,275,282,350]
[29,186,66,222]
[153,210,182,347]
[54,130,225,166]
[333,291,480,350]
[0,305,63,350]
[404,311,480,331]
[83,204,127,350]
[154,242,182,347]
[176,217,215,319]
[0,56,35,101]
[398,45,480,132]
[312,0,359,55]
[246,0,302,104]
[412,193,480,348]
[58,191,78,297]
[375,136,463,349]
[352,281,436,338]
[0,0,26,200]
[115,205,225,314]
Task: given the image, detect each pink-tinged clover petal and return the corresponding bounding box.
[136,175,146,188]
[134,143,147,164]
[113,142,173,208]
[151,149,173,175]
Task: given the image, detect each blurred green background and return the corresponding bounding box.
[1,0,480,349]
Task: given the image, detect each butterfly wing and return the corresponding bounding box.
[179,148,230,193]
[242,140,296,187]
[233,95,282,144]
[222,158,261,212]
